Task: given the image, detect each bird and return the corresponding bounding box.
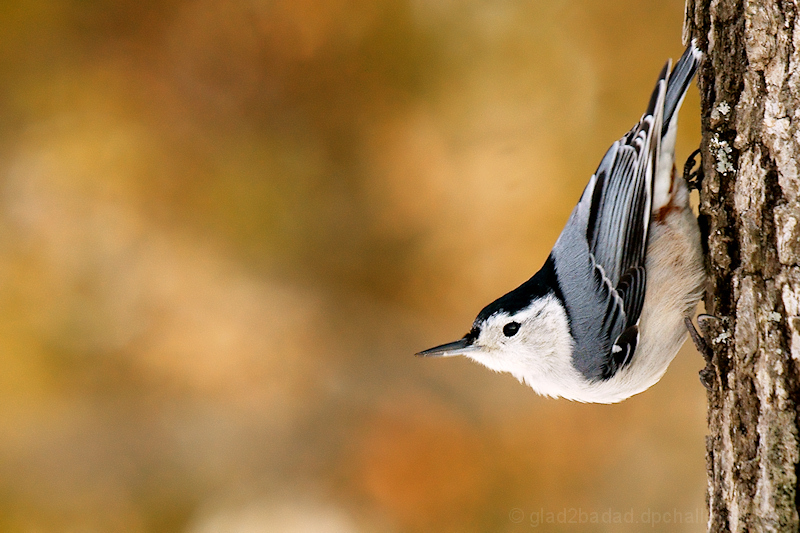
[417,42,706,403]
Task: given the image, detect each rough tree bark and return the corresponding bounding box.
[683,0,800,531]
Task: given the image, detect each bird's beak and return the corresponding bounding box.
[416,337,476,357]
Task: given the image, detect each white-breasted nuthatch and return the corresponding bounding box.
[417,43,705,403]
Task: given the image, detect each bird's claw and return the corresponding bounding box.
[683,148,703,191]
[685,314,722,391]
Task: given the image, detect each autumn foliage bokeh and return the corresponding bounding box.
[0,1,705,531]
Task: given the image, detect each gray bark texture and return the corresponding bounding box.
[684,0,800,531]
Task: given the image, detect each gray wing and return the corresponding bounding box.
[551,63,669,381]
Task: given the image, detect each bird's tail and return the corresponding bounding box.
[662,40,703,137]
[651,40,702,212]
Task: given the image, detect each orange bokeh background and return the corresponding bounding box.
[0,1,705,531]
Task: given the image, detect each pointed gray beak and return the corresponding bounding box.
[416,338,476,357]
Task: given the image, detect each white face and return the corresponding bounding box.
[463,295,576,396]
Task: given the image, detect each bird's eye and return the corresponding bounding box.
[503,321,520,337]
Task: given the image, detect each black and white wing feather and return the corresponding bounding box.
[550,60,675,381]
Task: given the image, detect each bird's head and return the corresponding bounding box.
[417,292,573,386]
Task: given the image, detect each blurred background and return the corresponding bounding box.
[0,1,707,532]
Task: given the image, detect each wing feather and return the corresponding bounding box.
[551,44,701,381]
[553,66,667,381]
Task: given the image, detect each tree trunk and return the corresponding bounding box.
[684,0,800,530]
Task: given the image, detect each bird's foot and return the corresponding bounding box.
[683,148,704,191]
[685,314,721,391]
